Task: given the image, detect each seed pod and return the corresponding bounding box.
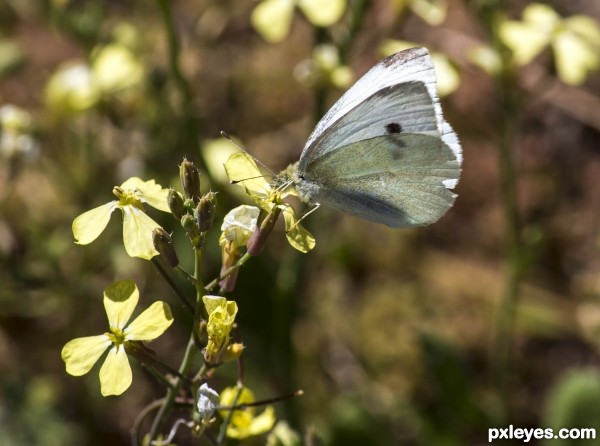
[179,159,201,204]
[195,191,217,232]
[152,228,179,267]
[167,188,186,220]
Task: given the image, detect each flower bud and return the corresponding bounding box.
[167,188,186,219]
[247,207,281,256]
[179,159,201,204]
[223,342,245,362]
[195,191,217,233]
[181,214,197,234]
[219,243,240,293]
[152,228,179,267]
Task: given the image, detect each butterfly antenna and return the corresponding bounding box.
[220,131,275,176]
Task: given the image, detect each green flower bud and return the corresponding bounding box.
[247,207,281,256]
[179,159,201,203]
[167,188,185,219]
[195,191,217,233]
[223,342,245,362]
[152,228,179,267]
[181,214,197,235]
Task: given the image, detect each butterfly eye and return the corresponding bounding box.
[385,122,403,134]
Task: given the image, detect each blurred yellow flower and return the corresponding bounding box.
[44,43,145,116]
[45,62,99,116]
[92,44,144,94]
[61,280,173,396]
[499,3,600,85]
[72,177,170,260]
[251,0,346,43]
[294,44,354,90]
[219,386,276,439]
[391,0,448,26]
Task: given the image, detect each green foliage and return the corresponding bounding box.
[543,369,600,445]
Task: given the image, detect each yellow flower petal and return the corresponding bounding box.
[408,0,447,26]
[246,405,276,436]
[224,152,272,198]
[121,177,170,212]
[203,295,228,316]
[522,3,560,27]
[92,44,144,94]
[206,301,238,339]
[103,280,139,330]
[251,0,295,43]
[202,137,242,186]
[44,61,100,116]
[99,345,132,396]
[219,386,276,439]
[61,334,111,376]
[298,0,346,27]
[431,53,460,97]
[72,201,119,245]
[281,205,315,253]
[566,15,600,46]
[124,301,173,341]
[553,29,600,85]
[121,205,161,259]
[499,20,551,65]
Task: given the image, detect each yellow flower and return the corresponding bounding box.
[499,3,600,85]
[224,152,315,253]
[294,44,354,90]
[203,295,238,365]
[219,386,276,439]
[251,0,346,43]
[44,43,144,117]
[391,0,448,26]
[72,177,170,260]
[61,280,173,396]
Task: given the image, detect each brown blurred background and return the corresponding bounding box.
[1,0,600,445]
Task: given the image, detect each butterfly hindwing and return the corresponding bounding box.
[301,133,459,227]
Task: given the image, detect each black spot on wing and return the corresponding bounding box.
[385,122,402,134]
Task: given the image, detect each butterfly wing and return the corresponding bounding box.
[295,47,461,227]
[298,133,459,227]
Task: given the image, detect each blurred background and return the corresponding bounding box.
[1,0,600,445]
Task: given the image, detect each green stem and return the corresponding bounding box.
[148,334,197,441]
[132,398,165,446]
[149,248,204,441]
[155,0,201,157]
[152,258,195,315]
[205,252,252,292]
[156,0,193,111]
[480,3,524,419]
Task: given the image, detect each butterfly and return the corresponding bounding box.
[277,47,462,228]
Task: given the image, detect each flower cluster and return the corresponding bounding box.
[64,158,306,442]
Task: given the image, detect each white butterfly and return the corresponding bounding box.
[282,47,462,228]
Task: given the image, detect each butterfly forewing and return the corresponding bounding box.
[299,82,439,168]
